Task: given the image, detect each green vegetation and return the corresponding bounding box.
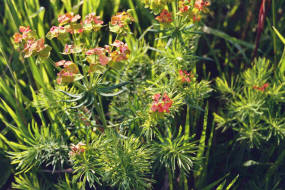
[0,0,285,189]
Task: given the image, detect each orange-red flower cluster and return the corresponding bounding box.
[47,12,84,39]
[179,0,191,13]
[69,142,86,157]
[179,70,193,83]
[111,11,134,27]
[86,47,110,66]
[85,40,130,66]
[13,26,33,43]
[84,13,104,31]
[58,12,81,25]
[48,26,66,39]
[13,26,51,58]
[62,44,82,55]
[253,83,269,92]
[194,0,210,11]
[151,93,173,113]
[55,60,79,84]
[110,40,130,62]
[22,38,46,58]
[155,9,172,23]
[84,13,103,25]
[109,11,134,33]
[177,0,210,22]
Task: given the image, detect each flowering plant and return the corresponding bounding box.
[6,1,212,189]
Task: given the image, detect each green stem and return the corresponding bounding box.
[98,95,107,127]
[93,95,107,128]
[185,104,190,139]
[168,168,174,190]
[86,123,90,145]
[180,171,188,190]
[272,0,277,65]
[127,0,142,33]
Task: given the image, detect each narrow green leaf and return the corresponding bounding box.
[226,175,239,190]
[0,99,22,127]
[202,26,255,49]
[196,102,209,177]
[202,173,229,190]
[273,26,285,44]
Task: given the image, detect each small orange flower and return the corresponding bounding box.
[13,33,23,43]
[19,26,32,33]
[180,5,189,13]
[109,11,134,33]
[69,142,86,157]
[13,26,33,44]
[179,0,190,13]
[179,70,193,83]
[63,44,74,54]
[155,9,172,23]
[84,13,104,25]
[62,44,82,54]
[192,14,201,22]
[110,40,130,62]
[55,60,79,84]
[253,83,269,92]
[110,11,134,28]
[194,0,210,11]
[22,38,45,58]
[85,47,111,66]
[151,93,173,113]
[58,12,81,25]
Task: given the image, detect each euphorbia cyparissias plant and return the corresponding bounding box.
[13,26,52,59]
[12,11,133,130]
[9,0,213,188]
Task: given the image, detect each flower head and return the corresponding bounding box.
[85,47,111,66]
[69,142,86,157]
[178,0,191,14]
[153,94,161,103]
[111,11,133,27]
[22,38,45,58]
[55,60,79,84]
[84,13,104,25]
[110,40,130,62]
[109,11,134,33]
[13,33,23,44]
[13,26,51,59]
[46,26,67,40]
[84,13,104,31]
[155,9,172,23]
[13,26,34,44]
[19,26,32,33]
[179,70,193,83]
[151,93,173,113]
[253,83,269,92]
[58,12,81,25]
[62,44,82,54]
[194,0,210,11]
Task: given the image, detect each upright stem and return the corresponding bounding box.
[168,168,174,190]
[272,0,277,65]
[98,95,107,127]
[93,94,107,128]
[185,105,190,139]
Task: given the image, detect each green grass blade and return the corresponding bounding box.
[202,26,255,49]
[195,102,209,177]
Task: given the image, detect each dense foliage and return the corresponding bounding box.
[0,0,285,189]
